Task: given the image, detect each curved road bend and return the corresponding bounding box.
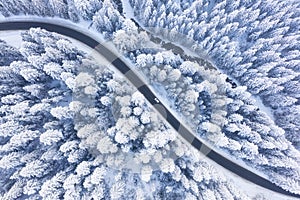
[0,20,299,198]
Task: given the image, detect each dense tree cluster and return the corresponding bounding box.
[130,0,300,151]
[113,17,300,188]
[0,28,249,199]
[123,0,300,194]
[124,40,300,194]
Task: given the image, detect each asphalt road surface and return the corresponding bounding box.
[0,20,299,198]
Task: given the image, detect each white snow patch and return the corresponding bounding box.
[0,30,22,48]
[121,0,135,19]
[253,95,275,121]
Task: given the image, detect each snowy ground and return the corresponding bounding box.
[252,95,275,121]
[121,0,135,19]
[0,30,22,48]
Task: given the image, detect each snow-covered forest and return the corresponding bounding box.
[0,28,251,200]
[0,0,300,199]
[129,0,300,151]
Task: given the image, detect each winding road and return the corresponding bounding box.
[0,20,299,198]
